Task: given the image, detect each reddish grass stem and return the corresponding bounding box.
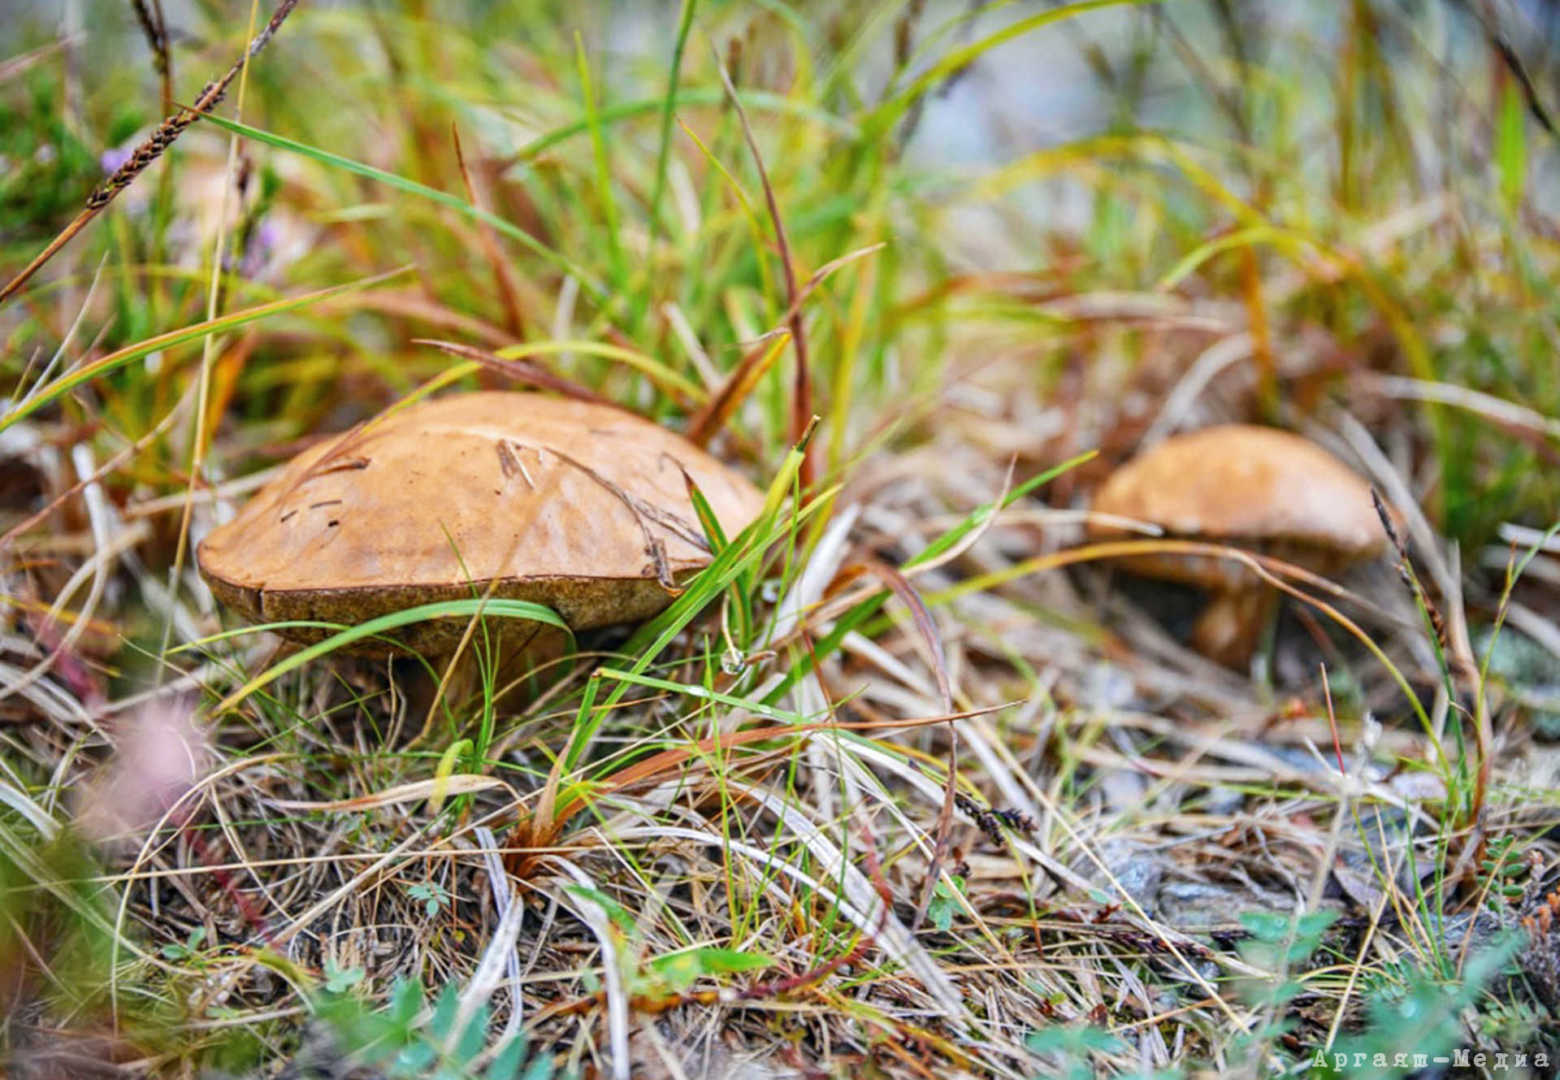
[713,49,814,489]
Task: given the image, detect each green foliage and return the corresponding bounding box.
[562,883,636,934]
[0,79,104,242]
[323,957,366,995]
[1218,909,1341,1067]
[644,945,773,994]
[1238,910,1337,975]
[926,873,966,934]
[0,823,200,1058]
[1311,936,1525,1079]
[314,976,564,1080]
[1025,1025,1128,1080]
[203,597,572,716]
[408,881,453,919]
[160,925,208,962]
[1477,833,1530,904]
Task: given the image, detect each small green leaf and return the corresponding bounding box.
[564,884,636,934]
[429,982,461,1041]
[323,957,365,994]
[408,881,450,918]
[394,1042,438,1074]
[161,925,206,960]
[390,977,425,1025]
[928,875,967,933]
[519,1052,556,1080]
[454,1002,490,1065]
[1237,910,1290,943]
[1026,1025,1123,1055]
[684,946,773,975]
[485,1036,530,1080]
[651,951,704,992]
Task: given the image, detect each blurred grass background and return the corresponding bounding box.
[4,2,1558,548]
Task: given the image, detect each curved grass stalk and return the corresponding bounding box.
[209,598,570,716]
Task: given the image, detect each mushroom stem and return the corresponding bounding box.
[1190,587,1280,670]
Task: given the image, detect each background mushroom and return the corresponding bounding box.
[197,391,763,656]
[1087,424,1387,668]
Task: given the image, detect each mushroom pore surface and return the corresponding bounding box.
[197,392,763,650]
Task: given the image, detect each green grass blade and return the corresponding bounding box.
[199,112,606,299]
[596,668,807,725]
[905,450,1096,570]
[514,89,858,161]
[575,34,624,288]
[559,445,820,775]
[868,0,1152,132]
[1,268,409,433]
[211,598,569,715]
[494,340,705,403]
[646,0,699,251]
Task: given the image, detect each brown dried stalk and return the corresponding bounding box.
[412,338,609,405]
[449,124,528,340]
[0,0,302,306]
[684,242,881,449]
[713,46,814,489]
[129,0,173,114]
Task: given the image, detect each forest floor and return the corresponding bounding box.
[3,2,1560,1077]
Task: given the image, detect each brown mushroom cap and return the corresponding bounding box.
[1089,424,1386,590]
[197,392,763,652]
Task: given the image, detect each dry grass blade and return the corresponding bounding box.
[0,39,71,85]
[0,392,188,550]
[513,705,1007,860]
[686,242,883,448]
[836,558,953,712]
[412,338,610,404]
[0,0,302,305]
[911,730,959,936]
[823,557,959,934]
[266,775,513,812]
[685,331,790,447]
[1360,372,1560,442]
[728,779,968,1021]
[551,859,632,1080]
[450,124,528,340]
[0,445,141,706]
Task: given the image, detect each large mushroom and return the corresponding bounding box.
[1087,424,1387,668]
[197,391,763,656]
